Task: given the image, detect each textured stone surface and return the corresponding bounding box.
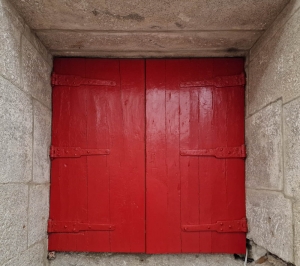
[28,185,49,246]
[283,97,300,199]
[9,0,289,55]
[246,2,300,265]
[0,184,28,263]
[1,0,24,28]
[23,24,53,66]
[0,0,23,87]
[50,49,247,58]
[33,100,51,183]
[3,240,47,266]
[246,189,293,262]
[37,30,261,56]
[0,2,52,265]
[50,253,244,266]
[0,76,32,183]
[248,7,300,114]
[250,0,300,61]
[245,100,283,190]
[294,203,300,266]
[10,0,289,31]
[22,36,52,108]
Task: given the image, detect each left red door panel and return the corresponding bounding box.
[49,58,146,252]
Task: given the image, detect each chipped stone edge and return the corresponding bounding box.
[246,189,294,263]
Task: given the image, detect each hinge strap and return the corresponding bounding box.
[48,220,115,233]
[180,145,246,159]
[182,218,248,233]
[51,73,116,87]
[50,145,110,159]
[180,73,245,88]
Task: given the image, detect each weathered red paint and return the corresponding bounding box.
[145,59,246,254]
[49,59,146,252]
[49,58,246,254]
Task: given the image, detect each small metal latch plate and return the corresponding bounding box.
[182,218,248,233]
[48,220,115,233]
[180,145,246,159]
[51,73,116,87]
[180,73,245,88]
[50,146,110,159]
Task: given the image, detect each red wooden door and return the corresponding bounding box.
[49,58,146,252]
[146,59,246,254]
[49,58,246,254]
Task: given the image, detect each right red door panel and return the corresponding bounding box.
[146,58,246,254]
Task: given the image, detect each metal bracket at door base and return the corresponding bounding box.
[48,220,115,233]
[182,218,248,233]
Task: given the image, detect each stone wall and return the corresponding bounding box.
[246,0,300,265]
[0,0,52,265]
[2,0,300,265]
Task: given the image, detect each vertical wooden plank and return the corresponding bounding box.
[209,84,230,253]
[164,60,181,252]
[110,59,145,252]
[49,58,88,251]
[84,59,114,252]
[216,58,246,253]
[67,80,89,251]
[198,86,214,253]
[181,87,200,253]
[206,58,229,252]
[180,59,216,253]
[107,60,128,252]
[209,58,246,253]
[49,84,71,251]
[225,85,246,253]
[180,60,200,253]
[193,59,215,253]
[146,59,169,253]
[146,59,183,253]
[121,59,146,252]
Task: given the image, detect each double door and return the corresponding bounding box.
[49,58,246,254]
